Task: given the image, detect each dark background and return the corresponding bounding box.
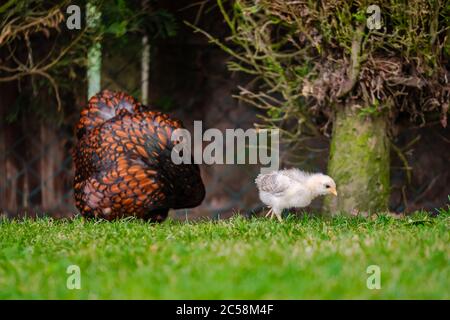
[0,0,448,218]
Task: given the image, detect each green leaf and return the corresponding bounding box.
[106,21,128,37]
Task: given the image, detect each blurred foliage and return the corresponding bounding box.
[190,0,450,143]
[0,0,177,124]
[101,0,177,41]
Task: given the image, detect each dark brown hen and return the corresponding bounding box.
[73,90,205,222]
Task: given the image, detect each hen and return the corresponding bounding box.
[73,90,205,222]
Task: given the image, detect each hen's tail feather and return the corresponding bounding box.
[76,90,148,139]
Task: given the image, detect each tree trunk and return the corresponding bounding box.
[324,104,390,214]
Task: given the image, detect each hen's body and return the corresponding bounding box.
[73,90,205,221]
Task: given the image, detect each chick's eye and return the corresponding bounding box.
[325,184,330,188]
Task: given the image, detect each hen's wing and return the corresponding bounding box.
[75,90,147,139]
[255,172,291,196]
[280,168,311,183]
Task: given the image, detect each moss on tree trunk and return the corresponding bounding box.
[324,105,390,214]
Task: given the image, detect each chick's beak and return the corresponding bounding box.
[329,187,338,196]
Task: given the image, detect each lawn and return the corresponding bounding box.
[0,211,448,299]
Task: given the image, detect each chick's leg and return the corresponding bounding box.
[273,209,283,222]
[265,207,273,218]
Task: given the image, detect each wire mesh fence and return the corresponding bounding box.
[0,123,76,217]
[0,111,263,219]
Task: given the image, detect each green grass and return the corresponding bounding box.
[0,211,449,299]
